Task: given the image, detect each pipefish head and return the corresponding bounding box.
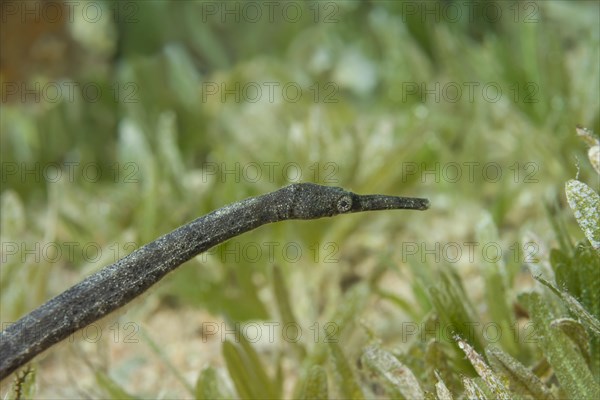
[284,183,429,220]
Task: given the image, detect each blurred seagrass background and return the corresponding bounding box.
[1,0,599,398]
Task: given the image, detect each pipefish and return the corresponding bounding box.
[0,182,429,380]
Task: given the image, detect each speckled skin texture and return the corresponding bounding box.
[0,183,428,380]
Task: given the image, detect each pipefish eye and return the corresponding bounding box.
[336,195,352,213]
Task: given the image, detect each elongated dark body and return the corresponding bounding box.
[0,183,428,380]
